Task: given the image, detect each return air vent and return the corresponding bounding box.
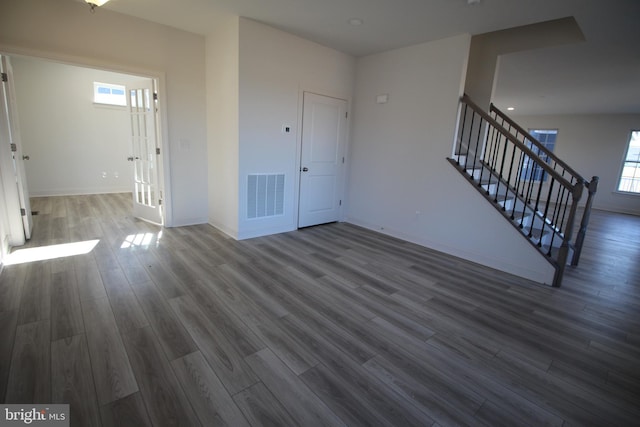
[247,174,285,219]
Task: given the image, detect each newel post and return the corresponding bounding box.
[572,176,599,266]
[552,181,583,287]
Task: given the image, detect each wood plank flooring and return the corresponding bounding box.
[1,193,639,426]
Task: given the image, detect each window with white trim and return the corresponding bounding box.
[521,129,558,182]
[618,130,640,194]
[93,82,127,106]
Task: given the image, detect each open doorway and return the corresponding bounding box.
[9,56,164,228]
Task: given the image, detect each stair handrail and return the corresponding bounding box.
[460,94,576,191]
[489,99,599,267]
[490,102,587,186]
[452,95,599,286]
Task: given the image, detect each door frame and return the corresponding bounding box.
[0,49,173,227]
[295,90,350,228]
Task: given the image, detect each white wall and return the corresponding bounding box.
[236,19,355,239]
[206,15,240,237]
[0,0,207,226]
[465,18,584,110]
[512,114,640,215]
[347,34,556,284]
[11,57,142,196]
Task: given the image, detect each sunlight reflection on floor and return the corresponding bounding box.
[120,231,162,249]
[4,239,100,265]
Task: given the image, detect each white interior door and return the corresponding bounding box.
[0,55,32,242]
[0,65,24,249]
[298,92,347,228]
[128,80,162,225]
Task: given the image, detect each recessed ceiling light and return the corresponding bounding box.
[348,18,363,26]
[467,0,481,5]
[507,107,515,111]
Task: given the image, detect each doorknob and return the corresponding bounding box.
[127,156,134,161]
[22,155,30,160]
[302,167,309,172]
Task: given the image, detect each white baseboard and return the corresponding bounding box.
[29,188,131,197]
[345,216,555,285]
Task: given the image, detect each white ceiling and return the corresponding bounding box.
[100,0,640,116]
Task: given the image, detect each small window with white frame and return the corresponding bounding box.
[520,129,558,182]
[93,82,127,106]
[617,130,640,194]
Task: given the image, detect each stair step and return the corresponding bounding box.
[452,154,484,168]
[489,192,515,204]
[524,226,548,240]
[449,155,570,265]
[476,175,499,186]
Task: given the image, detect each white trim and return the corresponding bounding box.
[612,190,640,198]
[207,220,238,240]
[615,129,640,195]
[28,189,132,197]
[237,224,296,240]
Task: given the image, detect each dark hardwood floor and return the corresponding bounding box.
[1,193,639,426]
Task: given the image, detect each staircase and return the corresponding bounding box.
[447,95,598,287]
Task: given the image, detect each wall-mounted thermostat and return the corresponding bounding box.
[376,94,389,104]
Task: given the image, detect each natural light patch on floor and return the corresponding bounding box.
[121,232,159,249]
[4,239,100,265]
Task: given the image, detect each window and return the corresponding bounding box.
[93,82,127,106]
[618,130,640,193]
[521,129,558,182]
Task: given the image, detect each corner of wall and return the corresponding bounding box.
[206,16,240,236]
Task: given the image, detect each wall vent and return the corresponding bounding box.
[247,174,285,219]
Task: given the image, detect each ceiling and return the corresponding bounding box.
[100,0,640,116]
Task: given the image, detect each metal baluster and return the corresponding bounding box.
[538,176,555,248]
[546,184,566,256]
[511,146,526,221]
[479,123,495,190]
[456,103,469,165]
[464,108,475,168]
[495,130,512,197]
[503,133,520,210]
[521,154,537,229]
[527,166,544,239]
[470,116,483,179]
[489,121,501,173]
